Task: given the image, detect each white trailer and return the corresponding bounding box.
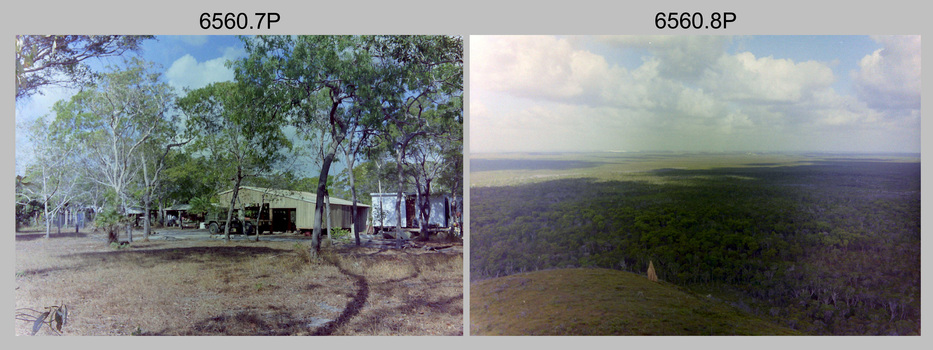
[370,192,413,231]
[370,192,456,231]
[426,196,449,227]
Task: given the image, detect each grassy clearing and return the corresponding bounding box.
[469,152,919,187]
[14,229,462,336]
[470,268,798,335]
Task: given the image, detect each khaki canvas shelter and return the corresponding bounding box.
[216,186,370,234]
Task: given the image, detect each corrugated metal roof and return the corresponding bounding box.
[217,186,370,207]
[125,207,145,215]
[165,204,192,211]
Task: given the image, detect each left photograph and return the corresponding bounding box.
[14,35,464,336]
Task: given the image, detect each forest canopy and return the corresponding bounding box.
[471,158,920,335]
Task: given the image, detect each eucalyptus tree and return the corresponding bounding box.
[137,130,190,241]
[338,107,378,245]
[233,35,386,256]
[406,112,463,240]
[57,58,175,243]
[161,150,227,222]
[232,35,461,254]
[15,175,41,229]
[20,113,83,238]
[177,81,289,241]
[435,137,464,237]
[367,35,463,248]
[308,106,378,246]
[15,35,153,100]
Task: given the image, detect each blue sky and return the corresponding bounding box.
[15,35,922,174]
[140,35,245,93]
[15,36,247,122]
[15,35,339,176]
[470,35,920,153]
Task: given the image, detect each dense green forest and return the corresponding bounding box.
[471,159,920,335]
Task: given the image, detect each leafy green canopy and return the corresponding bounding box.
[15,35,153,100]
[229,35,462,252]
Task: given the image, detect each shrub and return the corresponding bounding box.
[94,208,130,244]
[293,243,311,264]
[330,228,349,241]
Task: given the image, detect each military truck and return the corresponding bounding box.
[204,210,255,235]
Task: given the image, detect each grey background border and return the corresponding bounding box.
[4,0,928,347]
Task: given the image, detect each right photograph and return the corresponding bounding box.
[468,35,920,335]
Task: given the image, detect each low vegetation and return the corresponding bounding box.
[15,230,463,335]
[471,268,798,335]
[471,154,920,335]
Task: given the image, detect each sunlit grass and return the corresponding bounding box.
[471,268,799,335]
[470,152,918,187]
[15,233,463,335]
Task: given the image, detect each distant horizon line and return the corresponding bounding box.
[469,150,921,157]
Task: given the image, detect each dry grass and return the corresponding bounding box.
[469,152,820,187]
[471,268,798,335]
[14,229,463,336]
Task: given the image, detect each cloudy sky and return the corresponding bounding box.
[470,35,921,154]
[15,35,332,175]
[15,36,244,167]
[15,35,245,118]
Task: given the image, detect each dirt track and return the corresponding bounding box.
[14,228,463,336]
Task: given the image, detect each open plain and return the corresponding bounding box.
[15,229,463,336]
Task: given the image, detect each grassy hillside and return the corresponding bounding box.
[470,268,799,335]
[471,155,920,335]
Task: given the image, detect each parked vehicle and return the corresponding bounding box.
[204,210,254,235]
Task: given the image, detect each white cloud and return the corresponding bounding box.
[179,36,209,46]
[704,52,835,103]
[719,111,752,134]
[165,51,237,92]
[470,35,918,153]
[470,100,488,120]
[471,36,610,100]
[597,36,731,79]
[852,35,920,111]
[676,87,721,119]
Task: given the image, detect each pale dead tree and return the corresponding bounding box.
[138,137,189,241]
[62,59,175,243]
[338,107,376,246]
[20,114,83,238]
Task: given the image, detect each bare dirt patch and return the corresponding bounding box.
[14,229,463,336]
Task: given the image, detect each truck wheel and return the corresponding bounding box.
[209,222,219,234]
[245,222,254,236]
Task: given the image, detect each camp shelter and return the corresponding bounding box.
[426,195,450,227]
[370,192,456,230]
[164,203,191,218]
[164,203,193,227]
[216,186,370,234]
[370,192,416,230]
[126,207,145,227]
